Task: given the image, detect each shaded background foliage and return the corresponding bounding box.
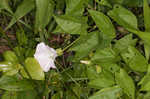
[0,0,150,99]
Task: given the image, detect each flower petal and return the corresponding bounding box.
[34,42,57,72]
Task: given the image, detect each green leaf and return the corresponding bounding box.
[0,76,34,91]
[89,86,122,99]
[0,61,21,76]
[122,0,144,7]
[86,66,100,80]
[2,91,17,99]
[96,0,112,8]
[0,61,13,71]
[140,79,150,91]
[6,0,35,30]
[121,46,148,72]
[139,65,150,91]
[127,28,150,45]
[91,47,120,64]
[144,92,150,99]
[17,90,38,99]
[107,0,124,4]
[144,0,150,32]
[108,5,150,47]
[65,0,85,16]
[108,4,138,30]
[21,58,45,80]
[115,68,135,99]
[144,45,150,61]
[70,31,99,60]
[113,34,137,53]
[54,15,87,34]
[3,51,18,63]
[2,90,38,99]
[143,0,150,60]
[16,30,28,46]
[52,92,62,99]
[99,63,120,73]
[0,0,12,13]
[35,0,54,31]
[88,70,115,89]
[89,10,116,41]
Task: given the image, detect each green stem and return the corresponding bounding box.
[39,31,45,42]
[55,61,80,86]
[48,20,56,33]
[62,37,80,52]
[55,63,80,99]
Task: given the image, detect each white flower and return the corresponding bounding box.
[34,42,57,72]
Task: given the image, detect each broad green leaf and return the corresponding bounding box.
[70,31,99,60]
[88,78,114,89]
[139,65,150,91]
[21,58,45,80]
[122,0,145,7]
[144,0,150,32]
[101,0,146,7]
[86,66,101,80]
[144,92,150,99]
[2,91,17,99]
[3,51,18,63]
[88,70,115,89]
[106,0,150,7]
[140,80,150,91]
[54,15,87,34]
[52,26,65,34]
[107,0,124,4]
[0,61,21,76]
[127,28,150,45]
[0,0,12,13]
[108,5,150,47]
[0,76,34,91]
[89,86,122,99]
[6,0,35,30]
[35,0,54,31]
[96,0,112,8]
[89,10,116,41]
[65,0,85,16]
[0,61,12,71]
[2,90,38,99]
[143,0,150,60]
[115,69,135,99]
[121,46,148,72]
[108,4,138,30]
[113,34,137,53]
[91,47,120,64]
[144,45,150,61]
[98,32,113,49]
[99,63,120,73]
[17,90,38,99]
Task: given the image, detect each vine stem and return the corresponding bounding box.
[62,37,80,52]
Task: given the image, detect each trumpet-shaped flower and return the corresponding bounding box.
[34,42,57,72]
